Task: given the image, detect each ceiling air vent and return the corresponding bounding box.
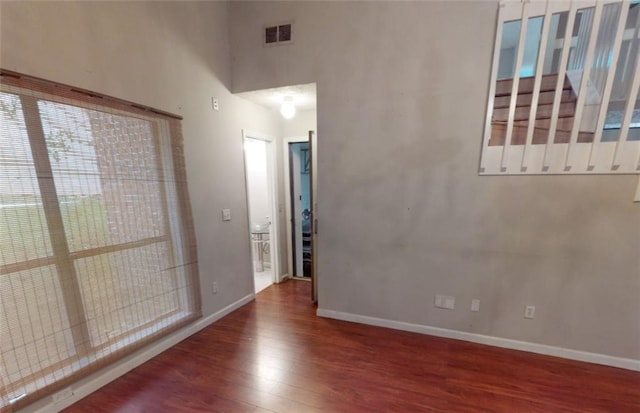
[264,23,293,46]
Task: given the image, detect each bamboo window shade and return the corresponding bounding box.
[0,70,201,412]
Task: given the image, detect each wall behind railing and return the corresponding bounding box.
[229,0,639,363]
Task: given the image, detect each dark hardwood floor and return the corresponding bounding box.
[65,280,640,412]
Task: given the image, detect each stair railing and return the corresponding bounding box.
[481,0,640,175]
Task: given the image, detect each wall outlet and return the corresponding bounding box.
[52,387,73,403]
[212,281,219,294]
[471,299,480,312]
[212,97,219,111]
[222,208,231,221]
[524,305,535,319]
[445,296,455,309]
[434,294,455,310]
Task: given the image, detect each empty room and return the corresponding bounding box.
[1,1,639,412]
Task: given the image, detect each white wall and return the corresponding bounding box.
[1,1,281,410]
[229,1,640,360]
[282,108,317,139]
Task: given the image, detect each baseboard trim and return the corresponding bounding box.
[279,273,290,282]
[316,308,640,372]
[27,293,255,413]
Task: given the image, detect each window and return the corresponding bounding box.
[481,0,640,174]
[0,71,201,411]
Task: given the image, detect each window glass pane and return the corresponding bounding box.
[38,101,107,253]
[565,8,595,95]
[0,92,53,265]
[497,20,523,80]
[88,111,166,243]
[578,3,623,143]
[548,7,596,143]
[520,16,544,78]
[75,242,181,347]
[603,3,640,141]
[625,87,640,141]
[491,20,522,146]
[543,12,569,75]
[512,16,544,145]
[39,101,166,252]
[0,266,75,394]
[528,12,571,144]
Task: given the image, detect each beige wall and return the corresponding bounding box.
[1,0,278,357]
[282,108,317,139]
[229,1,640,359]
[2,5,638,410]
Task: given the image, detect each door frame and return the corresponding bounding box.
[308,130,318,303]
[241,129,280,287]
[282,136,309,279]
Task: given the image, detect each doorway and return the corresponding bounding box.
[288,141,312,278]
[283,131,317,302]
[235,83,317,301]
[242,132,279,294]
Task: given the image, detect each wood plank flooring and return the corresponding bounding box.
[64,280,640,412]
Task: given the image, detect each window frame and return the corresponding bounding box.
[0,70,201,411]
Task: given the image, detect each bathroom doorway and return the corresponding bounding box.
[242,132,279,293]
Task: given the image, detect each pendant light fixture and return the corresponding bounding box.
[280,96,296,119]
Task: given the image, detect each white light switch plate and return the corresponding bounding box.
[524,305,535,319]
[222,208,231,221]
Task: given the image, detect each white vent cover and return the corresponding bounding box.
[264,23,293,45]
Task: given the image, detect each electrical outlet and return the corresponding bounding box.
[222,208,231,221]
[212,281,219,294]
[471,299,480,312]
[434,295,443,308]
[212,97,219,111]
[434,294,455,310]
[524,305,535,319]
[445,296,455,310]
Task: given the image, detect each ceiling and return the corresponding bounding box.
[236,83,316,112]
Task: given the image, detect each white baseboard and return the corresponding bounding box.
[24,293,255,413]
[279,273,290,282]
[316,308,640,372]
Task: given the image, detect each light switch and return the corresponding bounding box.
[524,305,535,319]
[222,208,231,221]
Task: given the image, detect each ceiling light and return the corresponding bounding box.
[280,96,296,119]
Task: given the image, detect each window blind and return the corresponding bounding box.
[0,71,201,411]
